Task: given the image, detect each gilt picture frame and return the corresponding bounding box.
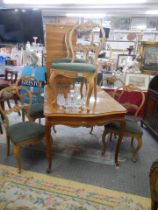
[125,73,150,90]
[140,41,158,74]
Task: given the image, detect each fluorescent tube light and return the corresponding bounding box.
[146,10,158,15]
[66,13,106,18]
[3,0,146,4]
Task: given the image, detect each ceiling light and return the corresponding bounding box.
[3,0,147,4]
[146,10,158,15]
[66,13,106,18]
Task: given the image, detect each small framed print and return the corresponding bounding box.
[125,73,150,90]
[117,54,135,69]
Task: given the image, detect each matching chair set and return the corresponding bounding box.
[0,22,145,173]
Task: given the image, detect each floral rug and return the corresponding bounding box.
[0,164,150,210]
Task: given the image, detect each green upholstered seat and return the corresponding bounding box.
[53,58,86,64]
[52,63,96,73]
[105,118,143,135]
[8,122,45,144]
[29,103,44,119]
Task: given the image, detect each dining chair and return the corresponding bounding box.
[49,22,105,108]
[149,159,158,210]
[16,75,56,132]
[102,84,145,162]
[0,68,19,134]
[89,75,125,135]
[0,85,45,173]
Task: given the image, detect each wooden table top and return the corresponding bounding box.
[44,85,126,117]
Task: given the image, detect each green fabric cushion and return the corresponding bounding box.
[52,63,96,73]
[105,118,143,135]
[29,103,44,118]
[53,58,86,64]
[8,122,45,144]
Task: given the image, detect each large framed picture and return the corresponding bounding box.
[117,54,135,69]
[140,41,158,74]
[125,73,150,90]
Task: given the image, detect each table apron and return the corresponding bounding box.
[45,114,125,127]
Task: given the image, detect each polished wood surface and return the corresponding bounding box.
[44,85,126,173]
[150,159,158,210]
[44,86,126,116]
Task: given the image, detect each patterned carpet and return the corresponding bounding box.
[0,164,150,210]
[0,124,128,166]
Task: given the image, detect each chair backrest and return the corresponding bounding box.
[113,84,145,117]
[16,76,43,103]
[65,29,73,59]
[0,85,32,129]
[5,68,18,84]
[69,22,105,64]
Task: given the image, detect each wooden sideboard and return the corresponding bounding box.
[142,75,158,137]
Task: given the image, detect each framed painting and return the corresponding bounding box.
[117,54,135,69]
[140,41,158,74]
[125,73,150,90]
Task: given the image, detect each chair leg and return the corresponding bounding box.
[132,136,142,162]
[0,121,3,134]
[130,137,134,147]
[6,134,10,156]
[89,126,93,134]
[22,110,25,122]
[94,76,97,100]
[86,77,94,108]
[109,132,113,142]
[102,129,108,155]
[53,126,56,133]
[13,145,21,173]
[6,100,11,108]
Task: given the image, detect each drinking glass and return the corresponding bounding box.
[57,94,65,109]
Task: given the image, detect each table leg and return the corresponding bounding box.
[115,120,125,166]
[45,122,52,173]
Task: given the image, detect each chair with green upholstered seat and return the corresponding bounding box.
[49,23,105,108]
[0,85,45,173]
[102,84,145,162]
[16,75,56,133]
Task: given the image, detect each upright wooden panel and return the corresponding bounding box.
[45,24,73,76]
[143,75,158,137]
